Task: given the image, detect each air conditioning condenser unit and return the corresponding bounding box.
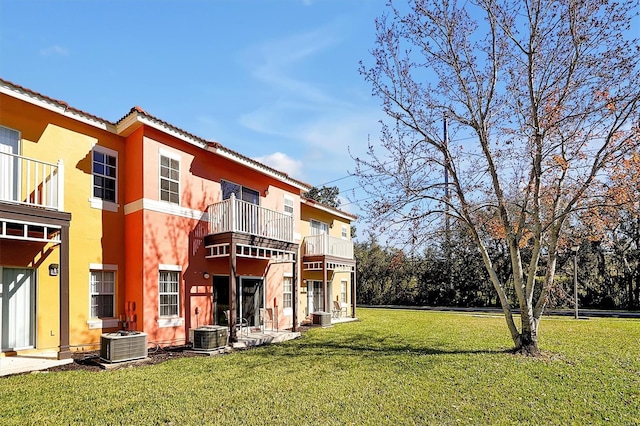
[100,331,148,363]
[193,325,228,350]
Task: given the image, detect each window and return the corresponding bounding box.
[284,195,294,216]
[90,270,115,318]
[0,125,20,201]
[160,154,180,204]
[159,270,180,317]
[341,225,349,239]
[310,219,329,235]
[92,147,117,203]
[283,276,292,308]
[221,180,259,204]
[341,280,347,303]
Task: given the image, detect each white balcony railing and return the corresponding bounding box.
[207,194,294,243]
[303,234,354,259]
[0,151,64,211]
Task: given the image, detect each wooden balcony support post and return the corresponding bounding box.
[228,239,237,341]
[351,267,357,318]
[292,256,298,332]
[323,260,328,312]
[58,223,71,360]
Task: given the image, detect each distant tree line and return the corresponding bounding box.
[355,211,640,311]
[307,185,640,311]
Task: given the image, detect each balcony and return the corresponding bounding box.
[207,195,294,243]
[0,151,64,211]
[303,234,354,259]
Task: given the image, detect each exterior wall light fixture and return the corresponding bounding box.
[49,263,59,276]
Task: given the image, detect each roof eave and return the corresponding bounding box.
[0,79,116,133]
[209,145,312,192]
[301,198,357,221]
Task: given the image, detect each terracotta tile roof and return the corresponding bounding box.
[0,77,115,126]
[117,106,310,189]
[2,77,312,191]
[116,105,216,146]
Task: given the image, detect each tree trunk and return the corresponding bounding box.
[514,329,540,356]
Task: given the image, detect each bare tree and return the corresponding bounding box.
[356,0,640,354]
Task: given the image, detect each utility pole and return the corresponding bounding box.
[444,117,450,239]
[572,245,579,319]
[443,116,452,290]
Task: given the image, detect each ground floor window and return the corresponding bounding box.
[90,270,115,318]
[283,276,292,308]
[159,270,180,316]
[341,280,347,303]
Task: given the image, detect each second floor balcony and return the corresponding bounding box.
[0,151,64,211]
[207,194,294,243]
[303,234,354,259]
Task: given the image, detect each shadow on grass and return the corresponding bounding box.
[248,329,512,361]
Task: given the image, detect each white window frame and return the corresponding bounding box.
[283,195,294,216]
[159,149,180,205]
[87,264,119,329]
[221,179,260,205]
[310,219,329,235]
[283,275,293,312]
[341,280,347,304]
[89,145,119,212]
[0,125,20,204]
[158,264,184,328]
[341,224,349,239]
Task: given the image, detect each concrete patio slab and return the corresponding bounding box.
[0,351,73,377]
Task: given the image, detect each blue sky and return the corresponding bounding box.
[0,0,387,223]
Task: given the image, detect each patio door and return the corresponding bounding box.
[307,280,324,314]
[213,275,229,326]
[214,276,264,327]
[240,277,263,327]
[221,180,260,234]
[1,268,35,351]
[0,126,20,202]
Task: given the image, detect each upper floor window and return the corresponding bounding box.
[0,125,20,201]
[92,147,117,203]
[283,195,294,216]
[310,219,329,235]
[90,270,115,318]
[341,224,349,239]
[160,153,180,204]
[221,180,259,205]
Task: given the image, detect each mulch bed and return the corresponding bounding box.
[47,345,209,373]
[46,324,314,373]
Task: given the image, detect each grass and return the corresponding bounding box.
[1,308,639,425]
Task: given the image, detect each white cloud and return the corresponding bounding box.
[40,45,69,57]
[253,152,303,178]
[235,19,384,191]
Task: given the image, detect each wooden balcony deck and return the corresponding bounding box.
[303,234,354,259]
[207,195,294,243]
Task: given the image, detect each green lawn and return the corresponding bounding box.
[2,308,639,425]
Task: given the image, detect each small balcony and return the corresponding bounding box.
[303,234,354,259]
[0,151,64,211]
[207,194,294,243]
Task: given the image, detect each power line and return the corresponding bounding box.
[341,195,376,207]
[318,134,479,188]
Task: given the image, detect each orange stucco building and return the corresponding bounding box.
[0,78,356,359]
